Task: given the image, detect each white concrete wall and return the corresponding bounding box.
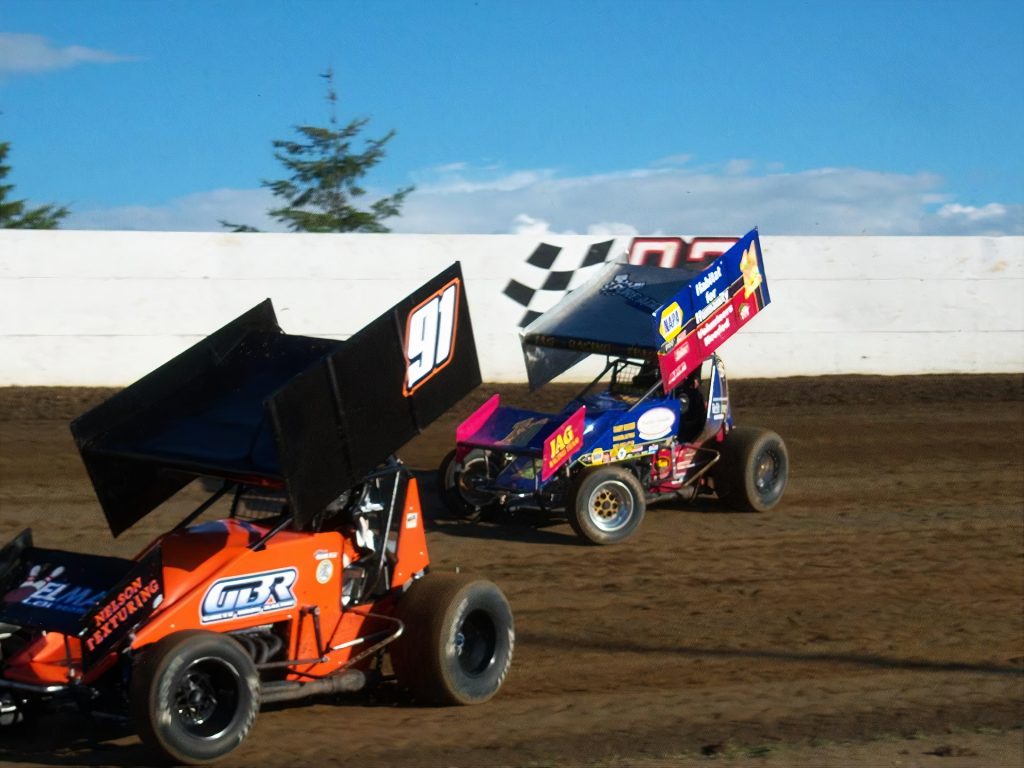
[0,229,1021,386]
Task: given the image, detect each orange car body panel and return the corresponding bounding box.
[3,478,430,686]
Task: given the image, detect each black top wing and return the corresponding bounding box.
[72,263,480,536]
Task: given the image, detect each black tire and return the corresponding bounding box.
[712,426,789,512]
[569,466,646,545]
[390,573,513,706]
[130,630,260,765]
[438,449,497,521]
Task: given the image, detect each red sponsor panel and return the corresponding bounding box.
[541,406,585,481]
[658,338,700,391]
[659,287,762,391]
[697,288,761,360]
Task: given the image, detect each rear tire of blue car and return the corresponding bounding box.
[713,426,788,512]
[130,630,261,765]
[391,573,514,706]
[569,466,646,545]
[439,449,496,522]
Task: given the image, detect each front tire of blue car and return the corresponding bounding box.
[130,630,261,765]
[569,466,646,545]
[713,426,789,513]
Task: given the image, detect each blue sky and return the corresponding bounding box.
[1,0,1022,235]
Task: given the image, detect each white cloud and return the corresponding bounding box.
[509,215,638,237]
[0,33,139,74]
[937,203,1007,221]
[63,163,1024,236]
[511,214,555,236]
[413,164,554,194]
[394,164,1024,236]
[723,159,753,175]
[67,188,283,232]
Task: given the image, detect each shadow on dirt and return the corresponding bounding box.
[520,631,1024,678]
[412,469,725,546]
[0,712,151,767]
[0,683,424,767]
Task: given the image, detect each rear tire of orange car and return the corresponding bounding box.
[391,572,513,706]
[712,426,789,512]
[569,466,646,545]
[130,630,261,765]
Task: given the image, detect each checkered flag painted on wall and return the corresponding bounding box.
[502,235,741,327]
[503,240,618,327]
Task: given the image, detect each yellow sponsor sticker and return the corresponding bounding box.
[658,301,684,342]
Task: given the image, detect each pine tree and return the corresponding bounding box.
[222,70,412,233]
[0,142,69,229]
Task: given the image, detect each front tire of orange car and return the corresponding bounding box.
[130,630,261,765]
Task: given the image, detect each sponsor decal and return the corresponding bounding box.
[503,416,547,447]
[404,278,460,396]
[405,512,419,529]
[315,559,334,585]
[658,302,684,342]
[695,264,723,297]
[612,422,637,443]
[80,550,163,667]
[739,301,751,320]
[542,407,585,481]
[3,564,104,614]
[82,576,162,653]
[740,241,763,298]
[658,338,696,391]
[637,407,676,441]
[600,273,662,313]
[698,306,734,347]
[695,290,729,324]
[314,549,339,561]
[201,568,298,624]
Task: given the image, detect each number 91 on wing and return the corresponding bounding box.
[404,278,460,395]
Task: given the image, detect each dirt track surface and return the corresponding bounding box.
[0,375,1022,767]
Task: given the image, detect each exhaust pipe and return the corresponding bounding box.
[260,669,366,704]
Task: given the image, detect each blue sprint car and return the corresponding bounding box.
[440,229,788,545]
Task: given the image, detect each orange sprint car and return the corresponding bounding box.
[0,263,513,764]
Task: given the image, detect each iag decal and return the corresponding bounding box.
[541,407,585,481]
[200,568,298,624]
[404,278,460,396]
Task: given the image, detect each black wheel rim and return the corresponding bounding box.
[453,609,498,677]
[172,657,241,739]
[754,446,783,499]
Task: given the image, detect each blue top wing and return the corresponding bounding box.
[519,229,769,389]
